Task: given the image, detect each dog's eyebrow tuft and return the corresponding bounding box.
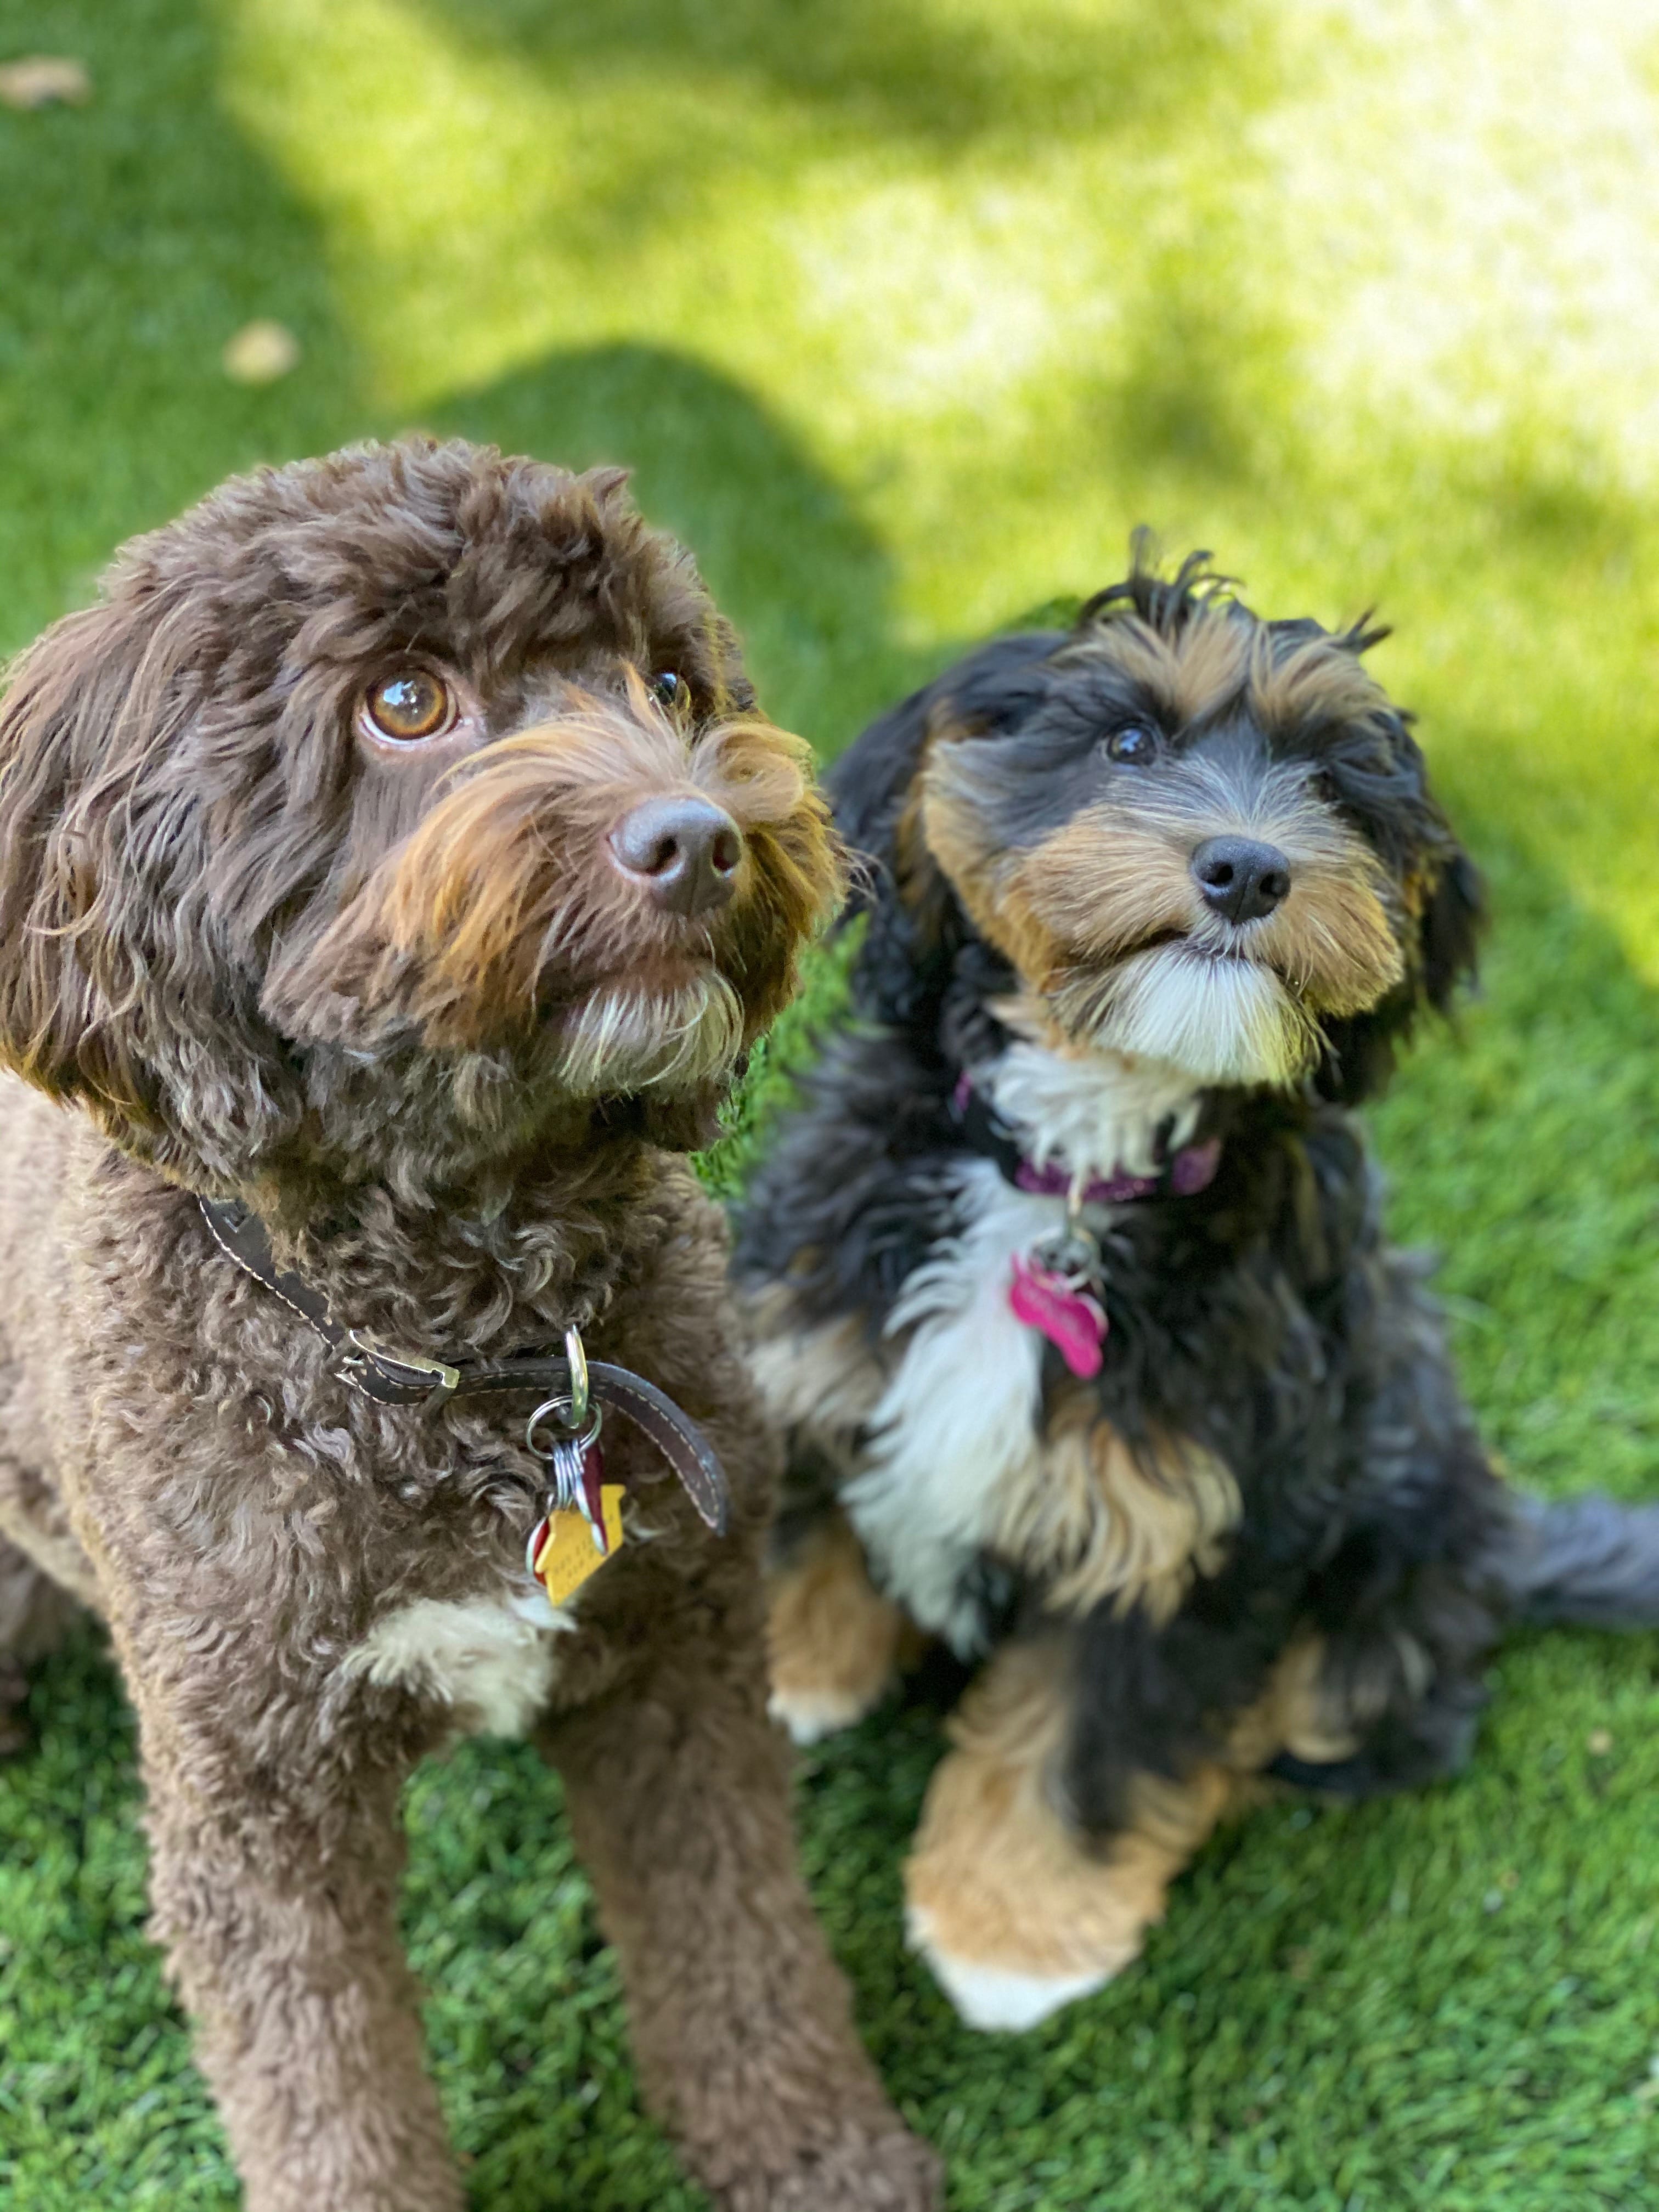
[1053,608,1252,731]
[1248,629,1395,734]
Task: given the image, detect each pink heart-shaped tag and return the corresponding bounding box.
[1008,1256,1108,1379]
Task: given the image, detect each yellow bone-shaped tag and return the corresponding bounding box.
[529,1487,626,1609]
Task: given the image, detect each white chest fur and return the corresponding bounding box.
[846,1160,1061,1651]
[843,1045,1203,1651]
[340,1587,574,1739]
[976,1039,1201,1183]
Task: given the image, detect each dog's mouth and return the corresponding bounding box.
[1110,910,1302,967]
[1044,931,1331,1088]
[540,946,749,1096]
[1121,924,1224,963]
[551,946,721,1003]
[1056,918,1299,997]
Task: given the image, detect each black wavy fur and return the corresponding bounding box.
[737,558,1659,1838]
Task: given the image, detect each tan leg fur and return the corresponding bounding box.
[766,1510,913,1745]
[906,1635,1351,2031]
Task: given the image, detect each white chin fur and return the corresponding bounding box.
[1076,944,1318,1087]
[554,970,744,1096]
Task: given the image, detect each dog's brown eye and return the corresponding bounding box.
[363,670,454,743]
[1104,721,1160,765]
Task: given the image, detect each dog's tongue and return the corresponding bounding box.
[1008,1255,1108,1379]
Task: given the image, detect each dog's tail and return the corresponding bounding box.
[1493,1493,1659,1629]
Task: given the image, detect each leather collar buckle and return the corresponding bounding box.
[340,1330,462,1410]
[197,1194,731,1535]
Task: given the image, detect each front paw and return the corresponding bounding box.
[732,2121,942,2212]
[766,1675,888,1747]
[766,1518,910,1748]
[906,1900,1132,2032]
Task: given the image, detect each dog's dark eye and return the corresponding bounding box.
[362,670,454,744]
[650,672,681,707]
[1103,721,1160,766]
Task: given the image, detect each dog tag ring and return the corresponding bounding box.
[1032,1223,1103,1294]
[1031,1185,1107,1297]
[523,1325,628,1607]
[1011,1190,1110,1381]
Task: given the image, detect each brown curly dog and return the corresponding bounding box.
[0,439,939,2212]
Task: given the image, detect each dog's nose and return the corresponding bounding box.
[608,795,744,918]
[1190,836,1293,925]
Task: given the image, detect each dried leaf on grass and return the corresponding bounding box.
[222,320,301,386]
[0,57,92,110]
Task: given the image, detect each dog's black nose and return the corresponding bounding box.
[1190,836,1293,925]
[608,795,744,918]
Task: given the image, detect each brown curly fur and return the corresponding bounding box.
[0,439,938,2212]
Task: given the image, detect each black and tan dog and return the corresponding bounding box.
[736,550,1659,2032]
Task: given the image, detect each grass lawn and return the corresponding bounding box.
[4,1,1659,2205]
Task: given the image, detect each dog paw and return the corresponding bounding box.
[733,2124,943,2212]
[907,1902,1127,2030]
[765,1516,909,1750]
[766,1677,887,1746]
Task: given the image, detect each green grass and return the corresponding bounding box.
[4,0,1659,2204]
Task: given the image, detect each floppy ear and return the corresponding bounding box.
[1315,841,1486,1105]
[0,596,185,1133]
[1419,847,1487,1013]
[830,632,1062,1026]
[829,680,961,1025]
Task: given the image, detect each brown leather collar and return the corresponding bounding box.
[198,1196,729,1534]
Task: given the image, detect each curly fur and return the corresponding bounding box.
[0,439,937,2210]
[737,546,1659,2030]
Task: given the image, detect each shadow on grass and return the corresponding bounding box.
[430,342,934,747]
[411,0,1268,156]
[1,8,942,756]
[0,0,369,646]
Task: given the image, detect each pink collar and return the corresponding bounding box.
[949,1071,1221,1206]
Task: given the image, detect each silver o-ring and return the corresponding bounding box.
[526,1396,602,1460]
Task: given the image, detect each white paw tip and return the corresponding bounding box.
[905,1907,1120,2032]
[767,1684,871,1746]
